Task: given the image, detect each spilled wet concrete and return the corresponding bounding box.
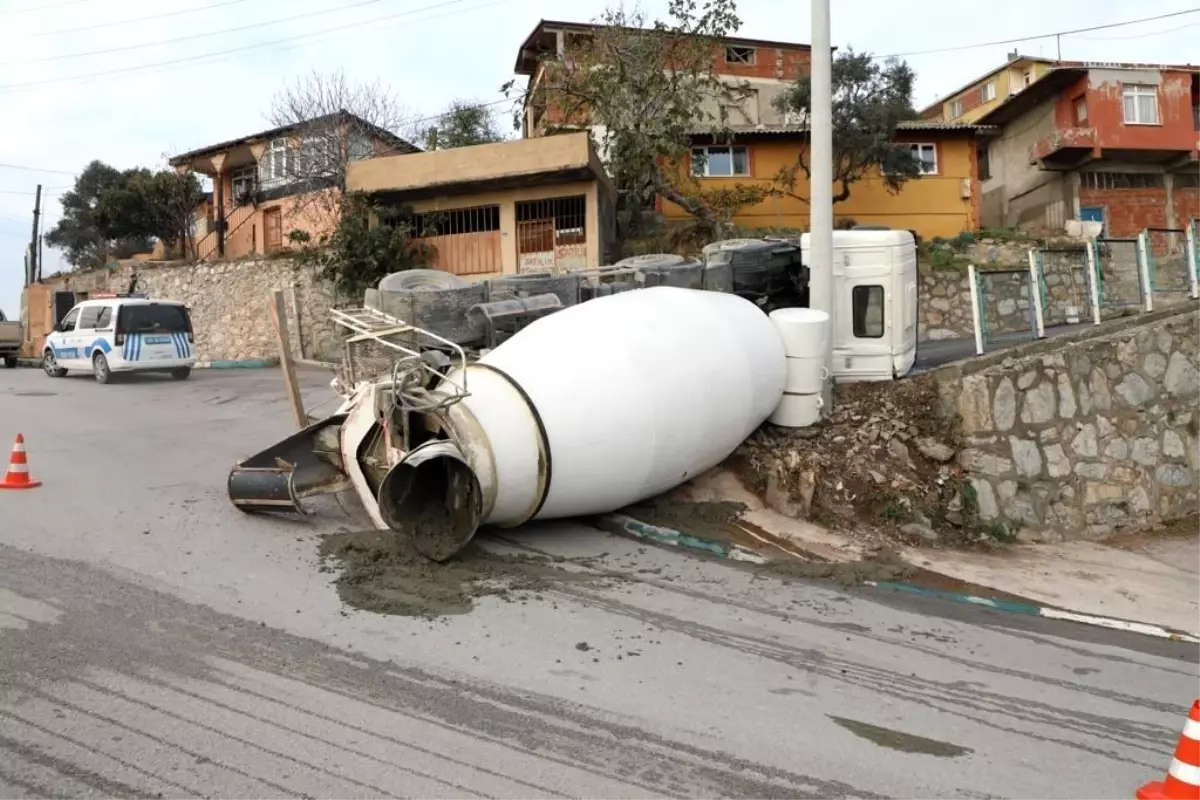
[828,715,973,757]
[318,530,618,617]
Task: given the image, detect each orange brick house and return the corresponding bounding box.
[169,111,419,260]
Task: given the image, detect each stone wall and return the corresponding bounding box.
[942,304,1199,540]
[54,258,345,364]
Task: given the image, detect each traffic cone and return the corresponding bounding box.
[0,434,41,490]
[1137,700,1200,799]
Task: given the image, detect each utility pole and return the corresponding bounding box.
[810,0,834,415]
[27,184,42,286]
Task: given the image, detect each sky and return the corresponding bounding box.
[1,0,1198,314]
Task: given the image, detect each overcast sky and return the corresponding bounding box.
[1,0,1197,314]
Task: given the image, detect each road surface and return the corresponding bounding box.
[0,366,1194,798]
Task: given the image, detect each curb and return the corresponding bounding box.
[600,513,1200,644]
[193,358,279,370]
[597,514,769,564]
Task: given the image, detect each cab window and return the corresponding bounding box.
[852,285,885,338]
[59,308,80,332]
[78,306,102,330]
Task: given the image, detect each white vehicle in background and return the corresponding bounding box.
[43,293,196,384]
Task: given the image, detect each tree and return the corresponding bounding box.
[266,69,417,220]
[288,194,432,299]
[772,49,921,204]
[506,0,750,228]
[95,169,204,259]
[45,161,150,268]
[421,100,505,150]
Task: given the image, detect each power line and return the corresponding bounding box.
[879,8,1200,59]
[27,0,253,38]
[0,0,473,91]
[0,162,77,176]
[0,0,90,15]
[1075,21,1200,41]
[4,0,389,65]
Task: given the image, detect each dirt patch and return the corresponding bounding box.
[828,715,972,757]
[318,530,613,617]
[729,375,1004,549]
[1101,513,1200,552]
[764,548,915,585]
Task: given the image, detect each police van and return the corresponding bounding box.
[43,293,196,384]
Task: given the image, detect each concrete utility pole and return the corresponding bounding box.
[27,184,42,286]
[809,0,834,415]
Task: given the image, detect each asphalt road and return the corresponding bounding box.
[1,365,1196,799]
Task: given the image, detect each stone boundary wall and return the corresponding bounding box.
[52,258,345,364]
[937,303,1199,540]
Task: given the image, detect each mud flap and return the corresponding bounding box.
[228,413,351,515]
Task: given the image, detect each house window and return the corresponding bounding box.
[1073,96,1088,124]
[1023,69,1034,87]
[981,82,996,103]
[347,133,373,161]
[948,98,964,118]
[724,46,755,65]
[1080,172,1164,190]
[911,143,938,175]
[1122,84,1160,125]
[259,138,294,189]
[977,142,991,181]
[852,286,885,338]
[231,166,257,205]
[691,146,750,177]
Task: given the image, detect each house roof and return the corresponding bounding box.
[687,121,999,138]
[973,68,1088,126]
[168,110,420,166]
[918,55,1057,118]
[513,18,813,75]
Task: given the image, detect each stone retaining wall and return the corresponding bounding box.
[53,258,345,364]
[940,304,1199,540]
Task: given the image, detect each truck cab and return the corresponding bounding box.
[800,229,918,382]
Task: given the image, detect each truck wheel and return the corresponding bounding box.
[3,356,16,369]
[43,351,67,378]
[93,353,112,384]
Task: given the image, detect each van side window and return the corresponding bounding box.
[78,307,102,330]
[852,285,885,338]
[95,307,113,329]
[60,309,80,332]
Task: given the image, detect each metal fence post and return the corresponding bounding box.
[1027,248,1045,338]
[968,264,984,355]
[1186,220,1199,300]
[1136,230,1154,312]
[1085,239,1102,325]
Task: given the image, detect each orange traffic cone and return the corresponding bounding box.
[0,434,41,490]
[1138,700,1200,799]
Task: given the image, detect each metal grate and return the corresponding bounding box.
[1093,238,1145,310]
[413,205,502,276]
[515,195,588,274]
[1035,247,1096,328]
[1144,226,1191,294]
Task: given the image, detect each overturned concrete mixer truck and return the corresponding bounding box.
[227,229,919,560]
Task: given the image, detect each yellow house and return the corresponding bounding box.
[920,54,1057,123]
[664,122,997,241]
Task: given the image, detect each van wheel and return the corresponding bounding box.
[43,351,67,378]
[171,367,192,381]
[92,353,112,384]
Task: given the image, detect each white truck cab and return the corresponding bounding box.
[801,229,918,382]
[43,293,196,384]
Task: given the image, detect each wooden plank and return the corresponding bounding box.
[268,289,306,430]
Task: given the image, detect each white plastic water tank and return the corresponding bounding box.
[769,393,822,427]
[382,287,788,559]
[782,357,825,394]
[769,307,830,358]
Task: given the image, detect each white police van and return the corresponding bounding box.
[43,293,196,384]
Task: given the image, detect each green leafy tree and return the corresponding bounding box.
[45,161,150,268]
[288,193,432,299]
[506,0,749,227]
[422,100,505,150]
[95,169,204,258]
[772,49,921,203]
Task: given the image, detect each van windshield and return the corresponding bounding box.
[120,304,190,333]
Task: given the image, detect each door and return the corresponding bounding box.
[53,307,83,367]
[263,208,282,254]
[73,305,104,367]
[53,291,76,326]
[833,277,894,381]
[119,304,192,365]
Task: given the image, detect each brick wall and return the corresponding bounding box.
[1078,187,1169,238]
[1175,186,1199,227]
[713,45,810,81]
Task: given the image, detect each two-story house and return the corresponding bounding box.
[920,53,1058,123]
[974,63,1200,236]
[168,111,419,260]
[513,19,813,140]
